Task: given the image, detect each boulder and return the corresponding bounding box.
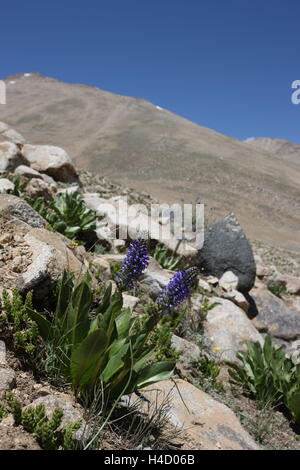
[204,297,263,362]
[14,165,43,179]
[197,213,256,293]
[21,144,79,183]
[171,335,201,369]
[0,193,45,228]
[250,287,300,341]
[0,194,86,296]
[24,178,56,200]
[0,129,26,145]
[0,142,28,172]
[24,395,88,444]
[129,379,259,450]
[0,178,15,193]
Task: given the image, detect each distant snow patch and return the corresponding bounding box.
[24,73,32,77]
[9,81,16,85]
[156,106,163,110]
[244,137,255,142]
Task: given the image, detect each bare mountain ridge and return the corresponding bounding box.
[0,72,299,251]
[245,137,300,165]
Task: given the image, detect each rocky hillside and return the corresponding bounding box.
[1,73,300,253]
[245,137,300,165]
[0,123,300,450]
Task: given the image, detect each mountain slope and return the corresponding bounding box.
[245,137,300,165]
[0,72,299,251]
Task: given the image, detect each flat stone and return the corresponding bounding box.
[130,379,259,450]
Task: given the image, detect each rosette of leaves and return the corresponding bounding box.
[29,191,97,246]
[27,272,175,403]
[227,336,300,424]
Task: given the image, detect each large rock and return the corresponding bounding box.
[131,379,259,450]
[0,194,87,296]
[204,297,263,362]
[21,144,79,183]
[0,193,45,228]
[0,122,26,145]
[197,213,256,293]
[0,141,28,171]
[250,287,300,341]
[0,129,26,145]
[14,165,43,179]
[171,335,201,369]
[25,395,88,443]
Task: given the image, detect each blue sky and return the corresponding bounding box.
[1,0,300,143]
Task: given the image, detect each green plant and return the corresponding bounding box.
[27,272,175,403]
[153,241,189,271]
[110,261,123,280]
[227,336,300,424]
[0,289,39,355]
[267,282,287,298]
[0,403,8,421]
[192,355,224,393]
[5,174,30,197]
[137,300,186,363]
[6,393,81,450]
[28,191,97,246]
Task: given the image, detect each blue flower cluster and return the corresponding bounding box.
[116,239,150,291]
[157,267,199,315]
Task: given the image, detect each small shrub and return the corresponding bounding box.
[28,191,97,247]
[153,241,189,271]
[227,336,300,424]
[267,282,287,298]
[192,355,224,393]
[5,393,81,450]
[0,289,39,355]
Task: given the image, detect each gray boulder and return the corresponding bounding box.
[250,287,300,341]
[197,213,256,293]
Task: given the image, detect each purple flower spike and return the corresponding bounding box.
[116,239,149,291]
[156,267,199,315]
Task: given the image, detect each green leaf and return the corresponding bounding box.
[70,328,108,390]
[286,387,300,424]
[101,343,130,383]
[95,283,112,315]
[67,279,93,348]
[115,308,131,339]
[55,271,74,317]
[136,361,175,388]
[26,308,52,340]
